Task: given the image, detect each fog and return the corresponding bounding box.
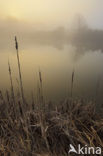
[0,0,103,29]
[0,0,103,51]
[0,15,103,53]
[0,0,103,102]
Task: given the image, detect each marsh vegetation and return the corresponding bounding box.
[0,37,103,156]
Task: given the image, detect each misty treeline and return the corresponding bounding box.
[32,15,103,51]
[33,26,103,50]
[0,15,103,51]
[23,15,103,51]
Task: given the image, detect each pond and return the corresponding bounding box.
[0,37,103,102]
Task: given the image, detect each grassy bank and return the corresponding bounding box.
[0,93,103,155]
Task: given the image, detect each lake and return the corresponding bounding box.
[0,37,103,102]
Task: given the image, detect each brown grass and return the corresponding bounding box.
[0,37,103,156]
[0,94,103,156]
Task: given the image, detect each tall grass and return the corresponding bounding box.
[8,60,16,117]
[15,36,25,104]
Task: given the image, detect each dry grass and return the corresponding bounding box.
[0,95,103,156]
[0,37,103,156]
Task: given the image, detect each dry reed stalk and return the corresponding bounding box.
[71,69,75,98]
[0,90,4,102]
[0,90,7,117]
[15,36,25,104]
[39,69,45,110]
[8,60,16,106]
[38,70,50,153]
[8,60,17,119]
[31,91,35,110]
[5,90,11,107]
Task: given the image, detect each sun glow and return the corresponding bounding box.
[0,0,101,27]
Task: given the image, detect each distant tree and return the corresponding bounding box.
[72,14,88,32]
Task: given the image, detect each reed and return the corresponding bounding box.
[8,61,15,102]
[39,69,44,109]
[8,60,16,117]
[38,70,50,153]
[71,69,75,98]
[15,36,25,104]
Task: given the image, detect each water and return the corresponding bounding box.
[0,38,103,102]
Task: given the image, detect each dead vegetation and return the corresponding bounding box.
[0,91,103,156]
[0,37,103,156]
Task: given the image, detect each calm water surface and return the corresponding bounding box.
[0,40,103,101]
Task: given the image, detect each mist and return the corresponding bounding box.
[1,15,103,53]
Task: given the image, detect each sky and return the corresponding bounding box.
[0,0,103,29]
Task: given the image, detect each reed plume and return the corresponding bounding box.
[15,36,25,104]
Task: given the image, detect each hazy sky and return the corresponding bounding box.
[0,0,103,29]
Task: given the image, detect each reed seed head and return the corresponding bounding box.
[15,36,18,50]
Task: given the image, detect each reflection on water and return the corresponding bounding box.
[0,40,103,103]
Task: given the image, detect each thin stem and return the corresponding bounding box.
[15,36,25,104]
[8,60,16,117]
[71,69,75,98]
